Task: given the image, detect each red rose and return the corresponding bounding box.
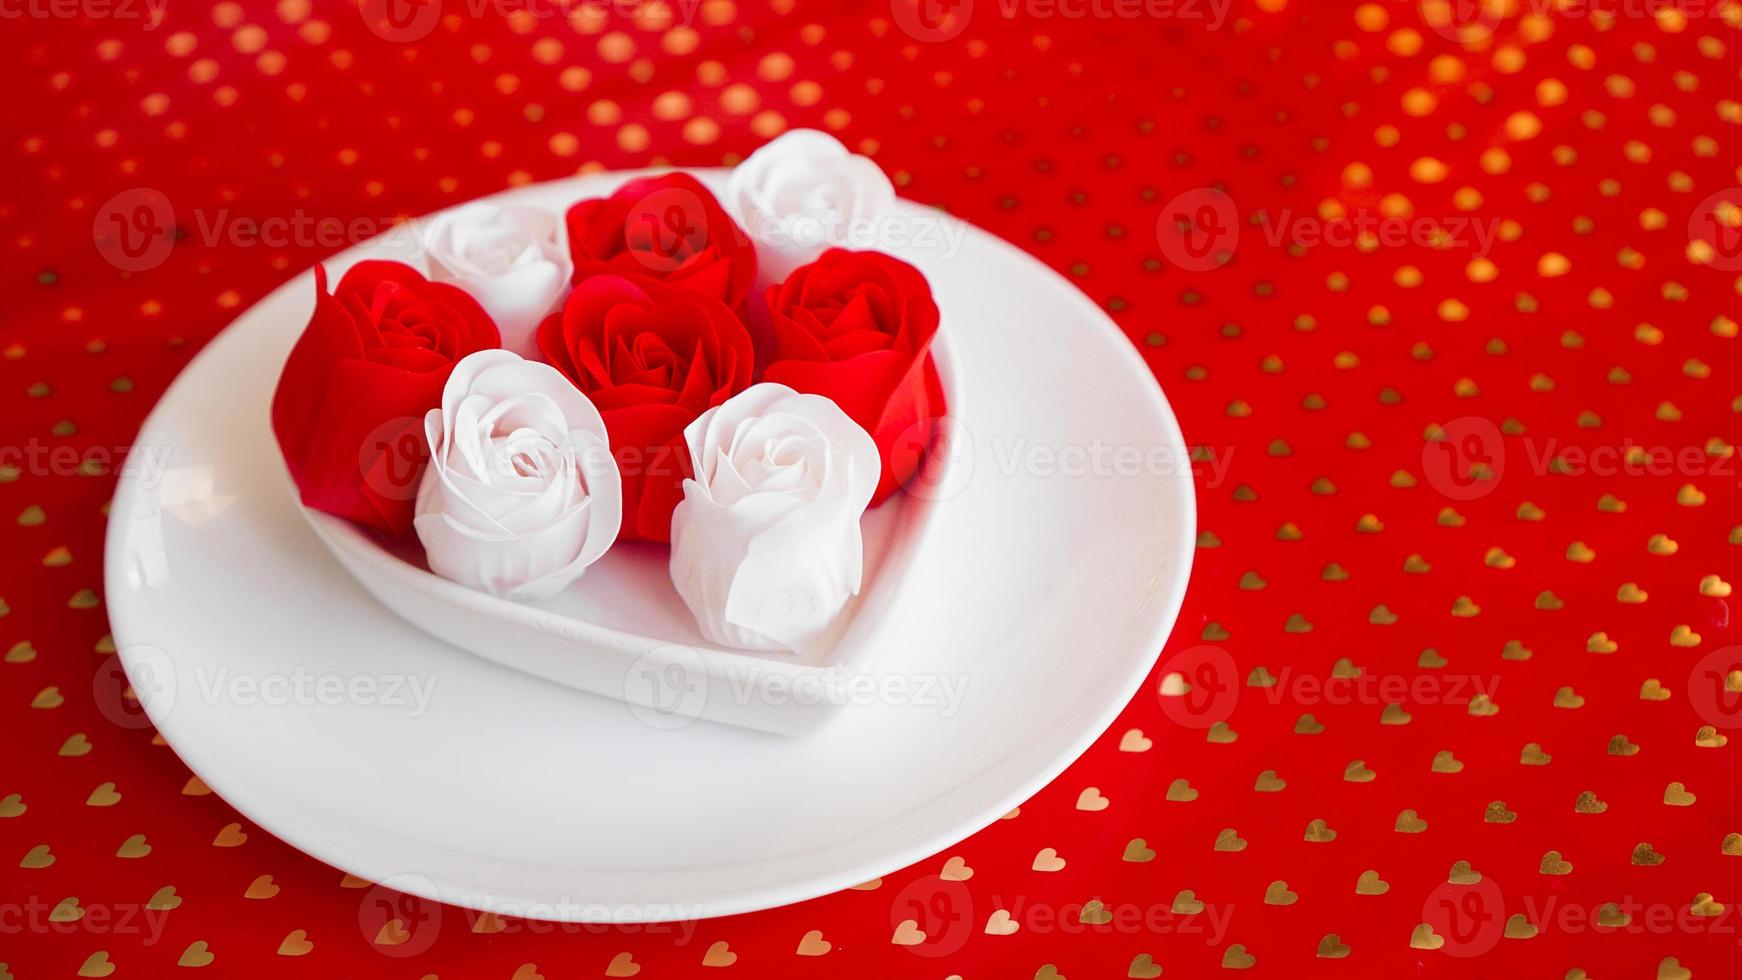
[565,173,757,308]
[763,248,945,504]
[271,261,500,535]
[537,274,755,542]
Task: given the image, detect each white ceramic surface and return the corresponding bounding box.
[104,170,1196,922]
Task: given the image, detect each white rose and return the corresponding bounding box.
[415,349,621,601]
[420,203,571,354]
[669,383,880,651]
[725,129,897,283]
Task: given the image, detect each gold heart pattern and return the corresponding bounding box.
[889,919,925,946]
[1540,851,1573,876]
[1410,924,1445,950]
[1355,870,1390,895]
[1031,847,1066,872]
[1263,880,1298,906]
[177,941,215,968]
[1316,934,1351,958]
[115,835,151,859]
[701,941,736,967]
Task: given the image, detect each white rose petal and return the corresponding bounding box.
[669,383,880,651]
[420,203,571,355]
[725,129,898,284]
[415,349,621,600]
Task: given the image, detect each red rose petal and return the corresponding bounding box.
[271,261,500,535]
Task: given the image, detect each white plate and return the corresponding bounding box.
[104,171,1195,922]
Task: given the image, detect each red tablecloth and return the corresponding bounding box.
[5,0,1741,975]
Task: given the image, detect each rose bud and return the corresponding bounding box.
[536,274,755,542]
[725,129,898,285]
[419,202,571,356]
[271,261,500,536]
[669,383,879,652]
[564,173,757,308]
[762,248,946,505]
[414,350,621,600]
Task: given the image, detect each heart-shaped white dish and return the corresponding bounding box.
[298,335,956,736]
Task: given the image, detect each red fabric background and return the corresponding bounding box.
[3,0,1741,976]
